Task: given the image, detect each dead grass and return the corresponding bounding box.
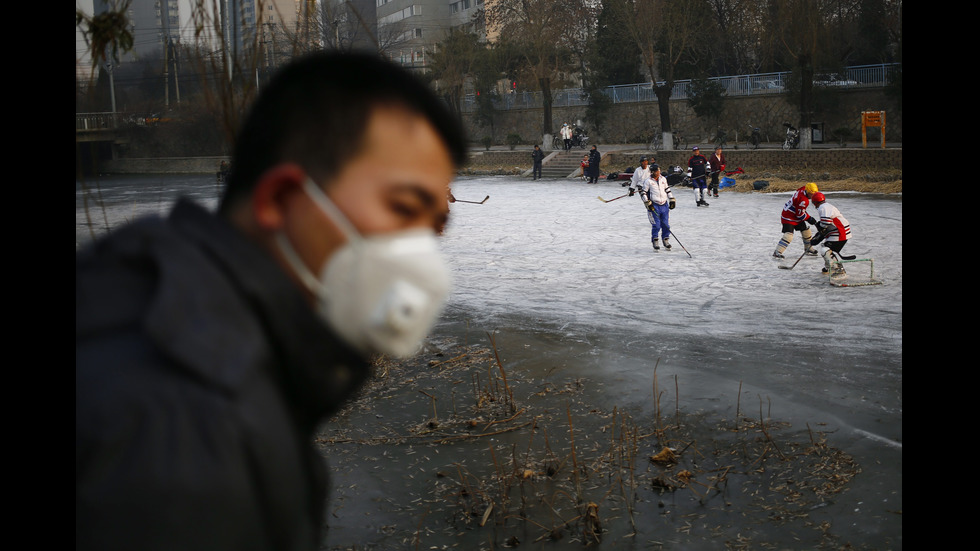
[460,160,903,194]
[318,338,869,549]
[732,177,902,194]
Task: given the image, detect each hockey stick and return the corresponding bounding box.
[597,193,630,203]
[667,230,693,258]
[779,248,856,270]
[777,250,807,270]
[705,167,743,178]
[453,195,489,204]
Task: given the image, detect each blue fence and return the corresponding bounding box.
[460,63,897,112]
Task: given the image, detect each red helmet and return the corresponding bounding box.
[811,192,826,204]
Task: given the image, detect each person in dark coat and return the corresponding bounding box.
[587,145,601,183]
[217,159,231,183]
[531,144,544,179]
[76,51,468,551]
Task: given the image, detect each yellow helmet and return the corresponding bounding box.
[805,182,819,195]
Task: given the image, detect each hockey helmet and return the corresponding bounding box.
[811,192,826,204]
[805,182,819,196]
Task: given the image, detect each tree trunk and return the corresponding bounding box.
[539,76,553,136]
[798,58,814,149]
[654,84,674,149]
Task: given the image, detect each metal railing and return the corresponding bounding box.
[460,63,898,113]
[77,112,120,130]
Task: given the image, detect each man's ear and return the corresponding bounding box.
[251,164,307,230]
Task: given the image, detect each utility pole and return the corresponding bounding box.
[104,61,117,128]
[170,39,181,107]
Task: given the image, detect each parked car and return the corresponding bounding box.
[813,73,857,87]
[751,80,784,92]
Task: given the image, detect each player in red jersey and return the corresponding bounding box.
[773,182,819,259]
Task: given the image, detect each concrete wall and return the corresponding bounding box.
[467,147,902,173]
[101,156,230,174]
[462,88,902,149]
[100,148,901,176]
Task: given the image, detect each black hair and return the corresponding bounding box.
[219,51,468,214]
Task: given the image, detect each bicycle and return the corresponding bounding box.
[671,130,687,151]
[748,124,762,149]
[712,128,728,148]
[650,132,663,152]
[781,122,800,150]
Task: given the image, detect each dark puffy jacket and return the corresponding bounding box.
[76,199,370,551]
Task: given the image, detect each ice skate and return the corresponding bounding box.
[652,239,660,251]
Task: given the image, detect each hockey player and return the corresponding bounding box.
[688,146,709,206]
[809,192,852,275]
[772,182,819,259]
[637,163,677,250]
[630,156,652,191]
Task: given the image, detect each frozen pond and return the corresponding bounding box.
[440,176,901,434]
[76,174,902,549]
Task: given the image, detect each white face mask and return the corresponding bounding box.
[275,178,451,358]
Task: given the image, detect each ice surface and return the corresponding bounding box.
[441,178,901,432]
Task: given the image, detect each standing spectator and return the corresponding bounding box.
[76,51,468,551]
[688,146,709,206]
[587,145,601,183]
[708,146,726,197]
[561,123,573,151]
[217,160,231,184]
[531,144,544,180]
[581,154,590,181]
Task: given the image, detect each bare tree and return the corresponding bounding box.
[483,0,590,148]
[426,29,484,119]
[608,0,705,150]
[767,0,836,148]
[703,0,768,75]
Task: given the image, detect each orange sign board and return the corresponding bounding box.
[861,111,886,148]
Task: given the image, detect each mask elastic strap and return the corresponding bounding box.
[302,177,362,243]
[274,231,328,298]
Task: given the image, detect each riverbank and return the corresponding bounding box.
[461,145,902,193]
[92,144,902,195]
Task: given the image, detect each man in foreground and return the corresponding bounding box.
[76,51,467,550]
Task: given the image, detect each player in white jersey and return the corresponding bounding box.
[809,192,852,275]
[636,163,676,250]
[630,156,652,190]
